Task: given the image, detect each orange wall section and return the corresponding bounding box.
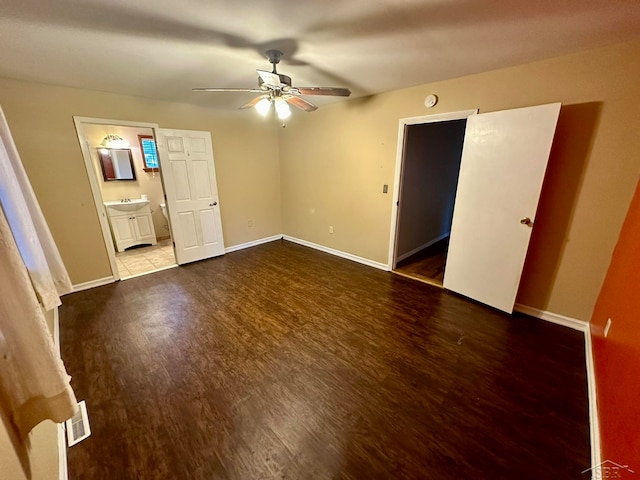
[591,179,640,468]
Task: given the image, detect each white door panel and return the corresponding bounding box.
[179,212,198,248]
[190,137,207,154]
[200,209,218,245]
[157,129,225,264]
[171,161,191,201]
[193,161,213,198]
[166,136,185,153]
[443,103,561,313]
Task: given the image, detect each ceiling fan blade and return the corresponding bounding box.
[284,95,318,112]
[192,87,264,92]
[256,69,281,88]
[238,96,267,110]
[294,87,352,97]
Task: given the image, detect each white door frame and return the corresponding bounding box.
[387,109,478,270]
[73,116,163,281]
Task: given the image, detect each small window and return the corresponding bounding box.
[138,135,160,172]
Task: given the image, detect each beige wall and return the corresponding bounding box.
[0,417,59,480]
[81,124,169,240]
[0,79,282,285]
[0,309,60,480]
[279,39,640,321]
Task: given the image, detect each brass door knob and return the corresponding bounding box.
[520,217,533,227]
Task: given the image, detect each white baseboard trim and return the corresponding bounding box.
[58,422,68,480]
[71,276,115,293]
[513,303,589,332]
[53,306,69,480]
[283,235,388,271]
[584,327,602,472]
[225,234,283,254]
[396,233,449,263]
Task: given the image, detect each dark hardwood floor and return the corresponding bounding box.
[395,237,449,285]
[60,239,590,479]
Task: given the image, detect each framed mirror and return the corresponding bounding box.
[98,148,136,181]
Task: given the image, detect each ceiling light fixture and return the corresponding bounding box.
[275,98,291,120]
[254,96,291,123]
[254,97,272,117]
[99,134,129,149]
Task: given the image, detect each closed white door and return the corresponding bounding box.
[156,129,225,265]
[443,103,561,313]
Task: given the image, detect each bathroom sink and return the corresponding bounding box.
[104,199,149,212]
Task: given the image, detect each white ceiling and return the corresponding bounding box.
[1,0,639,110]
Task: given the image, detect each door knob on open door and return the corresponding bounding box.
[520,217,533,227]
[209,201,217,206]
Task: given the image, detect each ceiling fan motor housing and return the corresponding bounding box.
[258,73,292,89]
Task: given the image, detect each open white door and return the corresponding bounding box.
[156,129,225,265]
[443,103,561,313]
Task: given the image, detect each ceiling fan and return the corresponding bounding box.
[193,50,351,120]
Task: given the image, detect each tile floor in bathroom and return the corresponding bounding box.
[115,238,176,278]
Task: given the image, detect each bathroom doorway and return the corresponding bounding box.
[74,118,177,280]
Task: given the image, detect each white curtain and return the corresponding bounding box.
[0,107,73,309]
[0,106,76,439]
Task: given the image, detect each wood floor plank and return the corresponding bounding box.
[60,239,590,479]
[395,237,449,285]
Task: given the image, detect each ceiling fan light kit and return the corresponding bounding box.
[274,97,291,120]
[255,97,271,116]
[193,50,351,122]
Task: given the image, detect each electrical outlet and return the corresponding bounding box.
[604,318,612,338]
[329,226,334,234]
[383,184,388,194]
[248,219,253,227]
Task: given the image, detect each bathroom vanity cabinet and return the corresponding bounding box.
[104,200,157,252]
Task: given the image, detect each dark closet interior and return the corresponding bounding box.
[394,119,467,285]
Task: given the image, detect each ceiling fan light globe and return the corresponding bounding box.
[275,98,291,120]
[254,98,272,116]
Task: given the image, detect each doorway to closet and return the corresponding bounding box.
[392,118,468,286]
[389,104,561,313]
